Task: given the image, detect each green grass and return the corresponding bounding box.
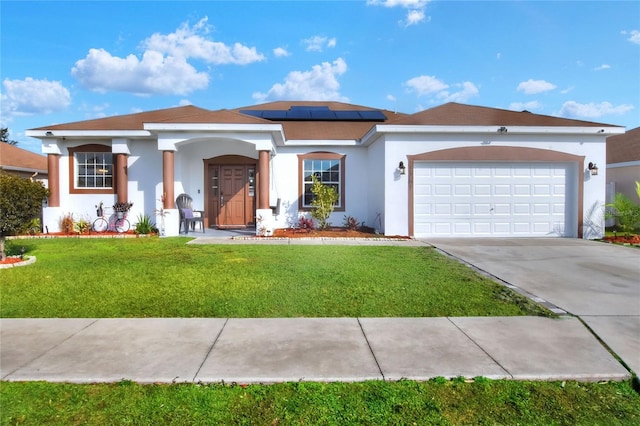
[0,238,549,318]
[2,379,639,425]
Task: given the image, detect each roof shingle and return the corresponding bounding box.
[607,126,640,164]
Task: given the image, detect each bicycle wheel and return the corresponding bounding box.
[115,218,130,233]
[92,217,108,233]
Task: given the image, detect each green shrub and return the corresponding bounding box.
[310,175,339,229]
[605,191,640,235]
[74,218,91,234]
[134,214,157,234]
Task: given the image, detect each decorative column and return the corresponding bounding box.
[162,150,175,209]
[114,153,128,203]
[47,154,60,207]
[258,150,270,209]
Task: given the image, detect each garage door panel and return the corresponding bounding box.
[414,162,573,238]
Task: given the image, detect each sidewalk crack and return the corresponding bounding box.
[357,318,385,381]
[446,317,513,379]
[193,318,228,383]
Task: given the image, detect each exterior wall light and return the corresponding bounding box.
[398,161,406,175]
[588,162,598,176]
[45,131,54,136]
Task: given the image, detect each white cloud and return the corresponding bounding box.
[516,79,557,95]
[273,47,291,58]
[621,29,640,44]
[1,77,71,121]
[72,48,209,95]
[386,94,396,102]
[509,101,541,111]
[368,0,429,9]
[559,101,634,119]
[593,64,611,71]
[405,75,478,103]
[402,10,427,27]
[405,75,448,96]
[178,99,192,106]
[71,17,264,96]
[142,17,265,65]
[302,35,337,52]
[252,58,348,102]
[560,86,574,94]
[367,0,431,27]
[436,81,479,103]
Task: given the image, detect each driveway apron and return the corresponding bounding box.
[424,238,640,375]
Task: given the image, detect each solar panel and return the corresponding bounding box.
[358,110,387,121]
[334,111,361,120]
[239,107,388,122]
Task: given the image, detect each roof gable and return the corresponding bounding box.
[389,102,618,127]
[607,126,640,164]
[0,143,47,172]
[31,105,211,131]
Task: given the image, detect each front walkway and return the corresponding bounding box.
[1,317,629,384]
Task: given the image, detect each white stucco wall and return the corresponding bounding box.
[366,137,386,233]
[269,145,370,230]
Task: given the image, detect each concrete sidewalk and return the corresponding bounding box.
[1,317,630,384]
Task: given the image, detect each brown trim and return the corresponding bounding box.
[47,154,60,207]
[163,151,175,209]
[407,146,585,238]
[297,152,346,212]
[258,150,270,210]
[67,144,115,195]
[115,153,128,203]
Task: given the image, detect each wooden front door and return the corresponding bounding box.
[208,164,255,227]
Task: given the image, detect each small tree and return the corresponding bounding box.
[1,127,18,145]
[309,175,339,230]
[0,172,49,260]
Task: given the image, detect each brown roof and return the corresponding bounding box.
[388,102,618,127]
[30,102,620,142]
[31,105,211,131]
[155,109,271,125]
[607,126,640,164]
[0,143,47,172]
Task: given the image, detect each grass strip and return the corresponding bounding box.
[2,379,639,425]
[1,238,550,318]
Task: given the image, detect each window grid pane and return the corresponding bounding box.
[75,152,113,188]
[302,159,341,208]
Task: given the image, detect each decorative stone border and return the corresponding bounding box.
[0,256,36,269]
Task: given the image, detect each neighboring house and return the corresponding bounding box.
[0,142,48,182]
[606,126,640,201]
[26,101,624,238]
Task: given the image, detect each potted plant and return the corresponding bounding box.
[113,201,133,219]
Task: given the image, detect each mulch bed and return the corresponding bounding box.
[271,227,410,239]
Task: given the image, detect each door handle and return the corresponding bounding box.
[220,192,224,207]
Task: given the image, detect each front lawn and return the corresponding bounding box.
[0,238,549,318]
[2,379,638,425]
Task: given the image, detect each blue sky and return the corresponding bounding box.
[2,0,639,153]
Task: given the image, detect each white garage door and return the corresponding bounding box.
[414,162,573,238]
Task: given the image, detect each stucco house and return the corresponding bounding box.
[26,101,624,238]
[606,126,639,201]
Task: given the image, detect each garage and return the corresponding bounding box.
[413,162,576,238]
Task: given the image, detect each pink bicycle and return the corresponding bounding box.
[92,208,130,233]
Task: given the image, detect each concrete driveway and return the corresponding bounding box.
[424,238,640,375]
